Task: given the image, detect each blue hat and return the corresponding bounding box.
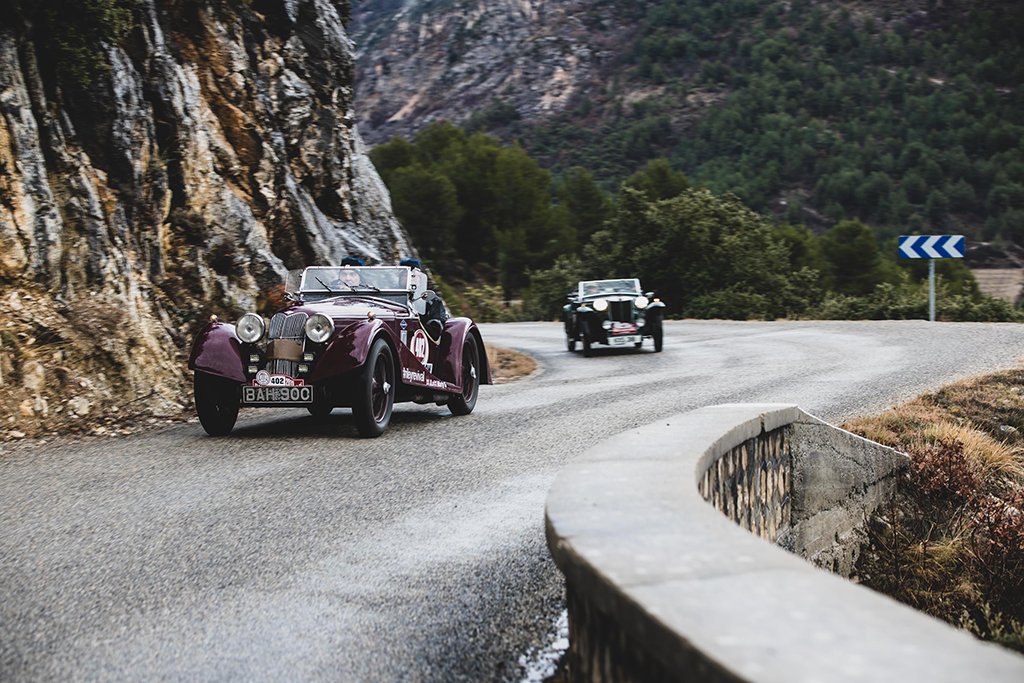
[399,258,422,270]
[340,257,364,266]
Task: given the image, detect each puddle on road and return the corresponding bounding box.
[517,609,569,683]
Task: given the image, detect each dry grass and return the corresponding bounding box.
[485,343,537,382]
[843,368,1024,653]
[844,370,1024,489]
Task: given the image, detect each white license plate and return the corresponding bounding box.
[243,385,313,404]
[608,335,640,346]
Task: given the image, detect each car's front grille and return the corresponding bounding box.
[266,312,308,378]
[269,359,298,376]
[609,300,633,322]
[268,312,308,340]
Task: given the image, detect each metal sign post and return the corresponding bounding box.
[929,257,935,322]
[898,235,965,322]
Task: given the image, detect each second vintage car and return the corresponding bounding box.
[564,278,665,356]
[188,264,491,438]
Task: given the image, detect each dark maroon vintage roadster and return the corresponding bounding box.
[188,265,491,437]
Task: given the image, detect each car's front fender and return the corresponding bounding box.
[644,301,666,319]
[307,319,389,382]
[188,322,246,383]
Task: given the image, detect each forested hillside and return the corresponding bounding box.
[363,0,1024,321]
[519,0,1024,243]
[358,0,1024,243]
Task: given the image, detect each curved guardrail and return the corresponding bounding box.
[545,404,1024,682]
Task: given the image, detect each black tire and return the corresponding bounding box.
[582,321,593,358]
[449,338,480,416]
[566,328,577,352]
[653,323,664,352]
[194,371,240,436]
[352,338,395,438]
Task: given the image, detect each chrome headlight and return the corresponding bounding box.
[305,313,334,343]
[635,296,649,309]
[635,317,646,328]
[593,298,609,312]
[602,320,612,330]
[236,313,265,343]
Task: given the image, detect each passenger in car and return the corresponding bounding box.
[401,259,448,341]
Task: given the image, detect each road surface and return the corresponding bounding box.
[2,321,1023,681]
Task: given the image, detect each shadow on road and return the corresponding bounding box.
[229,408,449,439]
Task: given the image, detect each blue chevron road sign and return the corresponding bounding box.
[898,235,965,259]
[898,235,967,322]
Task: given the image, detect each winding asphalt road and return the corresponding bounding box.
[3,320,1024,682]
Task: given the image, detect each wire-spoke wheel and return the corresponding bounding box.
[194,371,240,436]
[352,338,395,437]
[449,338,480,416]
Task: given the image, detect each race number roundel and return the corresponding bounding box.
[410,329,430,365]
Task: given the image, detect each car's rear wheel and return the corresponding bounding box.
[582,322,593,357]
[566,328,576,352]
[194,371,240,436]
[449,338,480,416]
[352,338,395,438]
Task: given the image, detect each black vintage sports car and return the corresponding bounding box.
[563,279,665,356]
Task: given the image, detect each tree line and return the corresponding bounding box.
[371,126,1018,322]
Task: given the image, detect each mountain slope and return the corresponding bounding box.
[353,0,1024,243]
[351,0,645,144]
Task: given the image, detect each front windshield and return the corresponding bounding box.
[579,279,641,297]
[300,266,409,293]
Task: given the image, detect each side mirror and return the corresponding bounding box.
[421,290,438,302]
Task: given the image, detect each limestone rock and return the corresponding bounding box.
[352,0,611,145]
[0,0,415,420]
[21,362,45,393]
[67,397,91,417]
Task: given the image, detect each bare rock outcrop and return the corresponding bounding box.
[352,0,636,145]
[0,0,414,436]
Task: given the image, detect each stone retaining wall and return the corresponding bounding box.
[698,427,791,544]
[545,404,1024,682]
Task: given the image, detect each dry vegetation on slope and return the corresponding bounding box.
[844,369,1024,652]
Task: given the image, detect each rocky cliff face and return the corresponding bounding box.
[0,0,414,436]
[351,0,642,145]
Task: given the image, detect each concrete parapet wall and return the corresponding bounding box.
[545,404,1024,682]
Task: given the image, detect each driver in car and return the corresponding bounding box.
[336,267,361,289]
[584,283,600,296]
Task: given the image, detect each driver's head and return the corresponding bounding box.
[339,268,361,286]
[585,284,598,294]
